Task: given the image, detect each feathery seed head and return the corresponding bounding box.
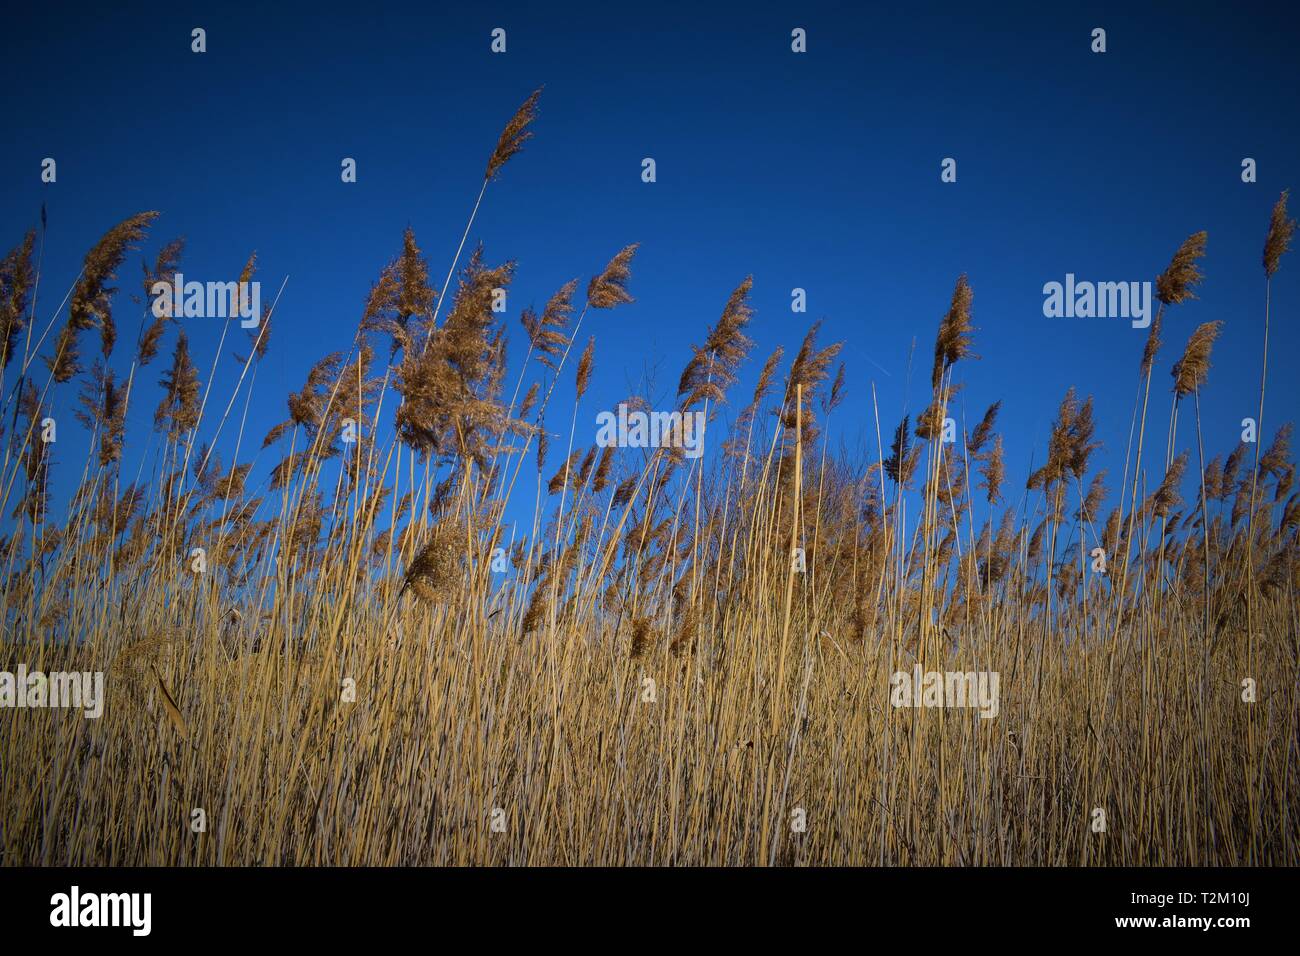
[587,244,638,309]
[1155,231,1207,306]
[1263,190,1296,278]
[1171,320,1222,398]
[486,88,542,182]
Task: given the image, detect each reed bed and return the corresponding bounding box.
[0,92,1296,866]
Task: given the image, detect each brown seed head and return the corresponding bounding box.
[576,336,595,398]
[1171,321,1222,398]
[1155,231,1207,306]
[486,88,542,182]
[587,244,638,309]
[1263,190,1296,278]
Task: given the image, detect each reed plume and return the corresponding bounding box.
[1263,190,1295,278]
[1172,321,1223,398]
[485,88,542,182]
[587,244,638,309]
[1155,230,1207,305]
[931,274,976,389]
[0,229,35,369]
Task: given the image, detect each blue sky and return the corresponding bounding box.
[3,1,1298,540]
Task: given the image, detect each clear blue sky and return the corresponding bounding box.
[3,1,1298,539]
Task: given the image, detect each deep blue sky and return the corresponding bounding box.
[3,1,1298,540]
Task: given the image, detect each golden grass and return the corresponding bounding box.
[0,99,1296,867]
